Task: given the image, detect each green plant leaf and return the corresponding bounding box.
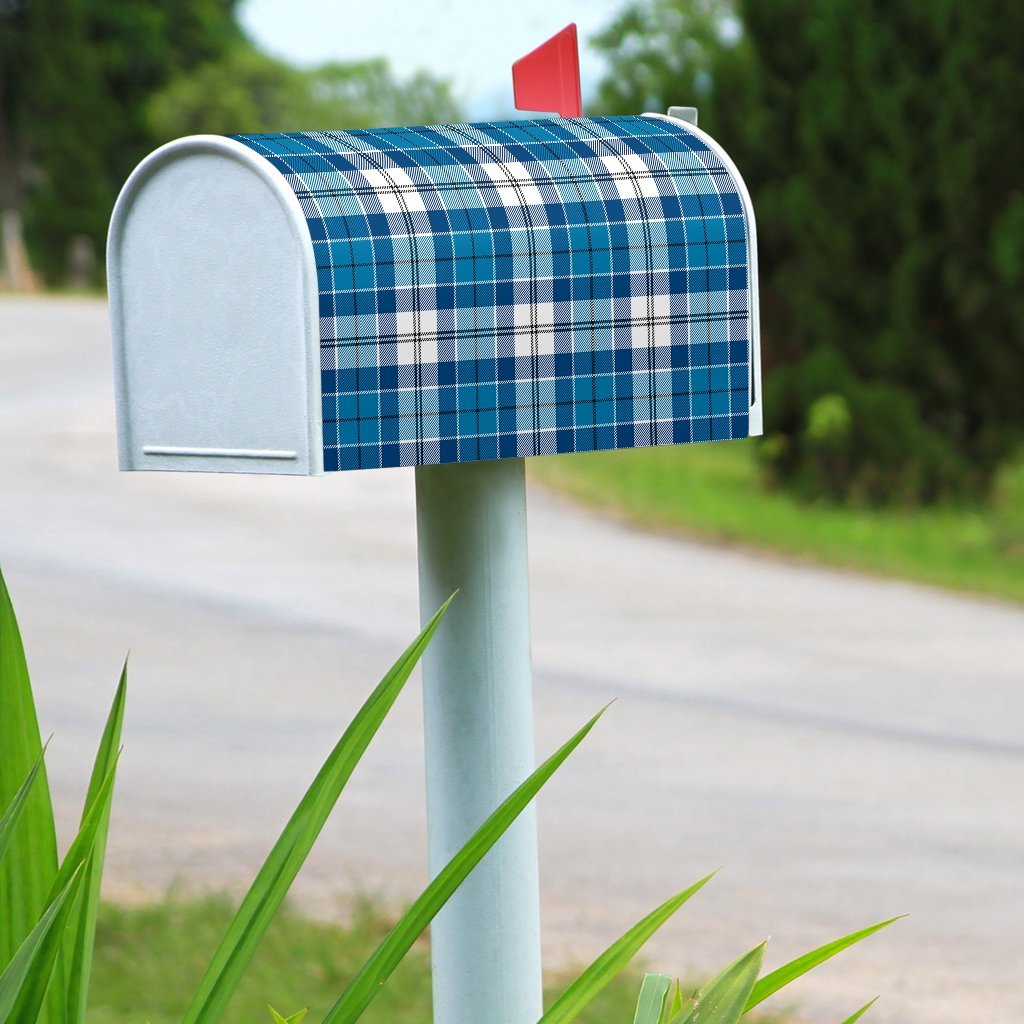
[0,750,46,870]
[839,998,878,1024]
[66,662,127,1024]
[269,1008,308,1024]
[182,597,453,1024]
[12,761,119,1022]
[745,918,902,1011]
[0,867,85,1024]
[0,568,59,995]
[50,762,119,906]
[539,873,714,1024]
[669,943,765,1024]
[633,973,671,1024]
[321,708,607,1024]
[666,980,685,1022]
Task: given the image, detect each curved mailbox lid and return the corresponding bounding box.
[234,113,759,472]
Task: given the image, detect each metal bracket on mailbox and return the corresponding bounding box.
[667,105,699,125]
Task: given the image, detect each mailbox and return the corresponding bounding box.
[108,113,760,475]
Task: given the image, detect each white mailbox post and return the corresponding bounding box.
[107,27,760,1024]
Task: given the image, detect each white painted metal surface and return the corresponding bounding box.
[107,136,322,475]
[415,458,543,1024]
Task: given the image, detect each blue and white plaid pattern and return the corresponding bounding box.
[235,115,752,472]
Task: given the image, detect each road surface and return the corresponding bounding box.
[1,297,1022,1022]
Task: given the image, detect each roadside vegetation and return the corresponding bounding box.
[594,0,1024,510]
[570,0,1024,602]
[532,441,1024,604]
[87,895,645,1024]
[2,568,892,1024]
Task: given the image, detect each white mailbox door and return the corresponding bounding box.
[108,137,322,475]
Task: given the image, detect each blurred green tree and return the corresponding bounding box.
[1,0,243,284]
[0,2,461,287]
[594,0,1024,504]
[146,48,462,140]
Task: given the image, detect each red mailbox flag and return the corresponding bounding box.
[512,24,583,118]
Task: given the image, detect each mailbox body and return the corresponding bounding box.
[109,114,760,475]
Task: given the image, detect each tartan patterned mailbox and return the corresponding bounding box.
[108,36,765,1024]
[108,112,760,476]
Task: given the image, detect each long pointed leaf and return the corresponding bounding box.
[66,663,127,1024]
[666,980,684,1021]
[745,918,901,1012]
[49,762,119,904]
[671,943,765,1024]
[0,750,46,869]
[633,974,671,1024]
[269,1009,308,1024]
[840,997,878,1023]
[12,762,118,1022]
[0,568,59,1004]
[0,868,84,1024]
[183,598,453,1024]
[321,708,607,1024]
[539,873,715,1024]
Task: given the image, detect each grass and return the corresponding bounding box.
[530,439,1024,604]
[86,895,647,1024]
[85,894,797,1024]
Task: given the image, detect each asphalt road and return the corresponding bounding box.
[1,296,1022,1022]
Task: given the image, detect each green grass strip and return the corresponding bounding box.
[532,442,1024,603]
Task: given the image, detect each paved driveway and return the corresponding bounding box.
[1,297,1022,1022]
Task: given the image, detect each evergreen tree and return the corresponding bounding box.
[595,0,1024,503]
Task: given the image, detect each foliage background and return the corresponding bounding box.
[594,0,1024,504]
[0,0,461,284]
[1,0,1021,513]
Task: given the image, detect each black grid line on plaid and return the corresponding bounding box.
[234,115,754,472]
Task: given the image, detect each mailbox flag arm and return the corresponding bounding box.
[512,24,582,117]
